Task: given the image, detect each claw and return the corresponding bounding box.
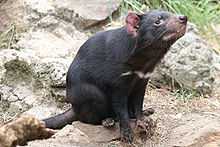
[143,108,155,116]
[102,118,115,128]
[120,127,134,143]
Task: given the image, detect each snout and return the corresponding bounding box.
[162,14,187,41]
[178,15,187,24]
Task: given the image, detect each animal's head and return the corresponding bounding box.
[126,10,187,48]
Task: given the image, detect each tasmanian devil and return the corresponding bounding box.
[43,10,187,143]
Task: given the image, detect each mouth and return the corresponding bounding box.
[162,25,187,41]
[162,15,187,42]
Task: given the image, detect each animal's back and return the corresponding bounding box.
[67,27,134,89]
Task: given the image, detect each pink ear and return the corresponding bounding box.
[126,12,140,37]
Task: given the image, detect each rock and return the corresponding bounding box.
[24,0,54,15]
[167,113,220,147]
[33,57,71,101]
[24,0,121,30]
[0,0,25,32]
[17,12,88,57]
[0,82,64,123]
[23,118,156,147]
[15,0,89,59]
[0,0,121,31]
[0,49,70,122]
[0,49,37,85]
[212,23,220,36]
[0,84,35,123]
[152,23,220,94]
[203,140,220,147]
[24,105,64,120]
[211,34,220,96]
[53,0,121,29]
[0,48,68,88]
[24,0,56,28]
[0,49,37,120]
[16,27,87,58]
[33,57,71,88]
[54,122,119,143]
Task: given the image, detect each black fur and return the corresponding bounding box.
[43,10,187,143]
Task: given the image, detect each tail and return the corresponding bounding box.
[42,108,77,129]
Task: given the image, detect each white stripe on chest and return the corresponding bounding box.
[121,71,152,79]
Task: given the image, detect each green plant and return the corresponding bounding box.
[0,24,17,49]
[121,0,145,13]
[121,0,220,30]
[172,88,200,102]
[163,0,219,30]
[121,0,220,52]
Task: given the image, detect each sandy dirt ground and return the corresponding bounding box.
[17,86,220,147]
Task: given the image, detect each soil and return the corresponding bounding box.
[20,86,220,147]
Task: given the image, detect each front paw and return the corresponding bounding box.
[143,108,155,116]
[102,118,115,128]
[135,119,146,132]
[135,116,157,136]
[120,127,134,143]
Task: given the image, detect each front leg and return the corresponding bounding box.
[128,79,148,120]
[112,89,133,143]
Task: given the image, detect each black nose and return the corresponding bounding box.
[179,15,187,24]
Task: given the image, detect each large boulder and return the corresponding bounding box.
[152,24,220,94]
[0,49,70,90]
[17,0,121,58]
[33,57,71,101]
[0,84,35,122]
[0,49,37,85]
[16,23,88,58]
[0,0,25,32]
[21,118,156,147]
[0,49,69,122]
[53,0,121,29]
[24,0,121,30]
[19,112,220,147]
[0,49,37,122]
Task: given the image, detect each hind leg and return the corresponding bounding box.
[67,83,111,125]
